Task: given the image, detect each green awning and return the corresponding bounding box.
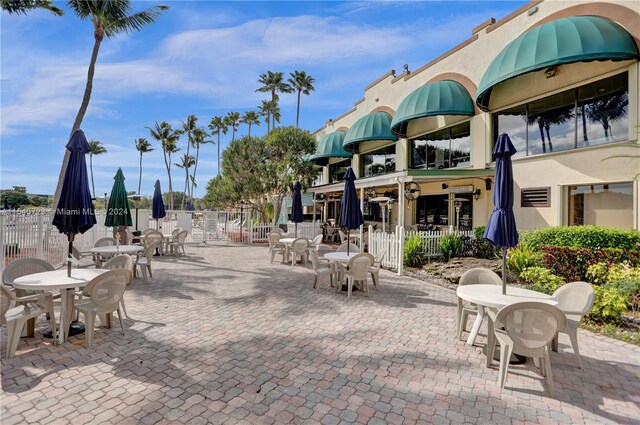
[310,131,352,166]
[343,111,397,152]
[476,15,640,111]
[391,80,474,137]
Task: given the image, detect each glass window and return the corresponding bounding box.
[494,104,527,158]
[362,145,396,177]
[363,201,382,221]
[410,121,471,169]
[568,182,634,229]
[416,195,448,227]
[527,90,575,155]
[328,159,350,184]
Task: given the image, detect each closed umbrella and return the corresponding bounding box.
[105,168,133,244]
[52,129,97,277]
[484,133,519,295]
[152,179,166,230]
[291,181,304,237]
[339,167,364,255]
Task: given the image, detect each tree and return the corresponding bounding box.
[288,71,315,127]
[240,111,260,137]
[180,114,198,208]
[148,121,181,210]
[189,127,213,202]
[134,137,154,194]
[256,71,292,132]
[225,112,240,142]
[176,154,196,210]
[259,100,280,133]
[208,116,228,176]
[88,139,106,198]
[0,190,30,208]
[53,0,167,207]
[0,0,63,15]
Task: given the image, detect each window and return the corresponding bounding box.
[363,201,382,221]
[568,182,633,229]
[521,187,551,207]
[328,159,350,184]
[493,73,628,158]
[361,145,396,177]
[410,121,471,169]
[416,195,448,227]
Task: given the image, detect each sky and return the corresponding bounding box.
[0,0,527,199]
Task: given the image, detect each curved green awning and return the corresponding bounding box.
[391,80,475,137]
[476,15,640,111]
[343,111,397,152]
[310,131,352,166]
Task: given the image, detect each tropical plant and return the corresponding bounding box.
[259,100,280,133]
[208,116,228,176]
[288,71,315,127]
[439,233,463,261]
[180,115,198,208]
[148,121,181,210]
[507,244,543,275]
[134,137,153,194]
[588,285,628,323]
[256,71,292,131]
[225,112,240,142]
[189,127,213,202]
[240,111,260,137]
[53,0,167,206]
[404,235,426,267]
[0,0,64,15]
[88,139,107,198]
[175,154,195,210]
[519,266,565,295]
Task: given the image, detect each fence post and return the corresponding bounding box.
[36,214,44,259]
[398,225,405,276]
[247,209,253,245]
[0,213,4,270]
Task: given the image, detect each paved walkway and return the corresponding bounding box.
[1,244,639,424]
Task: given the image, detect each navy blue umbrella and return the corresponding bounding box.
[339,167,364,255]
[484,133,519,294]
[152,180,166,230]
[52,129,97,277]
[291,181,304,237]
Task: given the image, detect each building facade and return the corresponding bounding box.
[309,0,640,233]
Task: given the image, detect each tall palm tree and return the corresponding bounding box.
[208,116,228,176]
[288,71,315,127]
[256,71,292,130]
[1,0,64,15]
[134,137,154,194]
[54,0,167,206]
[258,100,280,133]
[88,139,107,199]
[190,127,213,201]
[175,154,196,210]
[148,121,181,210]
[180,115,198,207]
[225,112,240,142]
[240,111,261,137]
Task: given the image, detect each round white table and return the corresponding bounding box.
[279,237,309,261]
[323,252,358,263]
[456,284,558,346]
[13,269,109,344]
[90,245,143,266]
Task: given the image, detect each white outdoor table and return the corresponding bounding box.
[90,245,143,265]
[323,252,360,285]
[280,237,309,260]
[456,284,558,346]
[13,269,109,344]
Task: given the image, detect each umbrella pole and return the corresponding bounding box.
[501,247,507,295]
[347,230,350,255]
[67,233,74,277]
[295,223,298,238]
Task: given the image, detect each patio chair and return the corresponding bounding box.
[135,240,161,280]
[338,229,347,243]
[457,268,502,342]
[145,230,164,255]
[2,259,60,316]
[310,234,324,253]
[324,226,339,243]
[486,301,566,396]
[94,237,118,263]
[72,246,97,268]
[1,284,57,358]
[168,230,188,256]
[551,281,595,369]
[142,228,155,236]
[268,233,286,263]
[102,255,135,318]
[289,238,309,266]
[172,227,183,236]
[339,253,374,300]
[308,250,334,289]
[369,248,387,288]
[336,242,359,253]
[74,269,130,349]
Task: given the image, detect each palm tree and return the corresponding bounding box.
[256,71,292,129]
[134,138,154,194]
[88,140,106,199]
[240,111,261,137]
[175,154,196,210]
[54,0,167,206]
[259,100,280,133]
[1,0,64,15]
[148,121,181,210]
[189,127,213,202]
[180,115,198,207]
[208,116,228,176]
[225,112,240,142]
[288,71,315,127]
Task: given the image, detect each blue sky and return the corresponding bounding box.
[0,0,526,198]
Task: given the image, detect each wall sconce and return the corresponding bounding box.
[544,66,558,79]
[484,178,492,191]
[442,183,448,190]
[473,189,481,201]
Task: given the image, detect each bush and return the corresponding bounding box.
[507,245,543,275]
[471,226,499,259]
[542,246,640,282]
[473,226,486,241]
[520,225,640,251]
[605,278,640,313]
[439,233,463,262]
[404,235,426,267]
[607,262,640,282]
[586,262,610,285]
[588,286,628,323]
[519,267,565,295]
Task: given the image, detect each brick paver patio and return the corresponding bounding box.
[1,244,639,424]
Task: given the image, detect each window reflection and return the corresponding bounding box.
[569,182,633,229]
[494,105,526,158]
[362,145,396,177]
[527,90,575,155]
[410,121,471,169]
[578,73,628,147]
[328,160,349,184]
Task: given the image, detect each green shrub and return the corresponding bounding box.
[473,226,486,241]
[404,235,427,267]
[520,225,640,251]
[586,262,610,285]
[604,277,640,314]
[439,233,463,262]
[607,263,640,282]
[541,246,640,282]
[507,245,543,275]
[588,286,628,323]
[519,267,565,295]
[471,226,499,259]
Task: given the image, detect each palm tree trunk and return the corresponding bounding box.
[53,34,103,208]
[581,105,589,146]
[232,128,236,142]
[90,154,95,197]
[163,151,173,210]
[296,90,301,127]
[248,123,252,137]
[191,146,200,200]
[538,122,546,153]
[181,168,188,210]
[217,133,221,176]
[138,152,143,194]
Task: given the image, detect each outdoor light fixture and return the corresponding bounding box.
[473,189,482,200]
[442,183,448,190]
[544,66,558,78]
[485,178,493,191]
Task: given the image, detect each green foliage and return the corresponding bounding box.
[543,246,640,281]
[520,225,640,251]
[586,262,610,285]
[588,285,628,323]
[1,190,30,208]
[605,278,640,309]
[507,245,542,275]
[473,226,486,241]
[470,226,499,259]
[404,235,426,267]
[439,233,463,262]
[519,267,565,295]
[607,263,640,283]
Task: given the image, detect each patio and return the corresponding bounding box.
[1,244,639,424]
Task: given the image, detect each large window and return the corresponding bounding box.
[416,195,448,227]
[328,159,350,184]
[568,182,634,229]
[361,145,396,177]
[363,201,382,222]
[493,73,628,158]
[410,121,471,169]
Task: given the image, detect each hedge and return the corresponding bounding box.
[541,246,640,282]
[520,225,640,251]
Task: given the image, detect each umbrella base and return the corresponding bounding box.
[43,321,85,338]
[482,344,526,365]
[339,284,359,292]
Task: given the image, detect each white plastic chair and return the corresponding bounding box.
[308,251,334,289]
[551,281,595,369]
[103,255,135,318]
[135,240,160,280]
[339,253,374,299]
[142,228,156,236]
[487,301,566,396]
[2,258,60,309]
[457,268,502,342]
[168,230,188,256]
[336,242,359,253]
[338,229,347,243]
[144,230,164,255]
[289,238,309,266]
[369,248,387,288]
[310,234,323,253]
[268,232,286,263]
[72,246,97,268]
